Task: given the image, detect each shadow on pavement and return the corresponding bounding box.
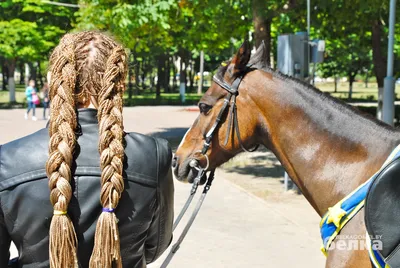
[222,152,285,179]
[149,128,188,151]
[149,127,189,139]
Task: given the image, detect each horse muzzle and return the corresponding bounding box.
[172,153,209,184]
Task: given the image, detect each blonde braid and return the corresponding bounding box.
[89,45,127,268]
[46,34,78,268]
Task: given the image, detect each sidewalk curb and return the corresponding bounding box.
[183,106,199,112]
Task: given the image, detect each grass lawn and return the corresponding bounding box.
[0,85,203,108]
[123,92,202,106]
[0,85,26,103]
[316,81,400,101]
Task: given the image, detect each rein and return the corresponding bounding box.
[160,168,214,268]
[160,69,259,267]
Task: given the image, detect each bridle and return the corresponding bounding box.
[160,67,259,268]
[202,69,259,155]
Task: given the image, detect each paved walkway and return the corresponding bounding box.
[1,106,324,267]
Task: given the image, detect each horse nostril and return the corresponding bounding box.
[172,156,178,168]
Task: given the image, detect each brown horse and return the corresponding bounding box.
[172,41,400,267]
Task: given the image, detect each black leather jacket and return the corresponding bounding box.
[0,109,174,268]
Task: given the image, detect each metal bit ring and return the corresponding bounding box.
[193,150,209,171]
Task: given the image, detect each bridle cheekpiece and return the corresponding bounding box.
[201,68,259,156]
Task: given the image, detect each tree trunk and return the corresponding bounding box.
[149,74,154,93]
[166,56,171,93]
[162,55,168,93]
[252,0,271,66]
[141,60,146,91]
[189,57,194,92]
[37,61,43,87]
[365,71,369,88]
[6,59,16,102]
[334,76,338,93]
[128,54,133,99]
[372,20,386,119]
[149,59,155,94]
[180,52,187,103]
[156,54,166,98]
[134,60,140,96]
[2,61,7,91]
[27,62,37,83]
[371,20,386,88]
[19,62,25,85]
[172,56,177,92]
[348,73,356,101]
[156,59,161,98]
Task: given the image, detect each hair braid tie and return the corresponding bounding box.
[89,46,127,268]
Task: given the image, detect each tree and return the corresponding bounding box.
[77,0,176,97]
[252,0,300,65]
[318,57,344,93]
[319,35,371,100]
[312,0,400,91]
[0,19,46,101]
[0,0,75,101]
[76,0,250,97]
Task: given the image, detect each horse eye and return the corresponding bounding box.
[198,103,212,114]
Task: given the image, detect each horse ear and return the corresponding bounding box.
[248,40,268,67]
[255,41,267,58]
[232,40,251,72]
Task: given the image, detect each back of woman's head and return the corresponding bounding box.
[46,31,128,268]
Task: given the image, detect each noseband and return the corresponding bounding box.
[201,71,259,155]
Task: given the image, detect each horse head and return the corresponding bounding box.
[172,41,269,183]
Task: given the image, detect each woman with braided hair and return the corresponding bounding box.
[0,31,174,268]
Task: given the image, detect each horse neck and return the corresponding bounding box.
[247,71,400,216]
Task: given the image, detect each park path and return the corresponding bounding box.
[1,106,324,267]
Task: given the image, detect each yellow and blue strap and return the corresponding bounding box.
[320,144,400,264]
[366,232,390,268]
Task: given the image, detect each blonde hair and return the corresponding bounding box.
[46,31,127,268]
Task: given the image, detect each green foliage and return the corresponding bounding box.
[0,0,76,101]
[1,0,399,104]
[0,0,75,61]
[318,36,372,80]
[170,0,249,53]
[0,19,63,61]
[77,0,176,51]
[77,0,250,56]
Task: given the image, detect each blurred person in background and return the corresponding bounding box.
[41,82,50,120]
[24,79,37,121]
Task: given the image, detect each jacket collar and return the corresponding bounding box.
[77,108,98,125]
[45,108,99,128]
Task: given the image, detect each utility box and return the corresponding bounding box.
[277,32,309,79]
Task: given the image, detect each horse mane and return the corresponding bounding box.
[267,70,396,131]
[215,46,396,132]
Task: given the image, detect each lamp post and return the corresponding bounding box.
[307,0,311,68]
[197,51,204,94]
[382,0,397,126]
